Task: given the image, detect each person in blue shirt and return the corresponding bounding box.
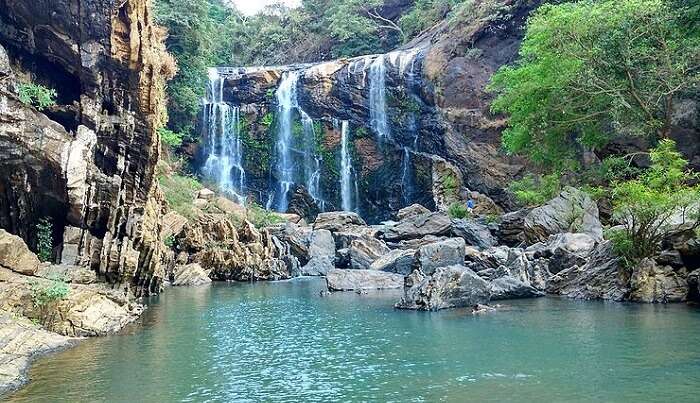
[466,199,475,214]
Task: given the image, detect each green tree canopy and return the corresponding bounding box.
[489,0,700,167]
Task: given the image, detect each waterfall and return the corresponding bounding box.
[300,110,326,211]
[340,120,356,212]
[201,68,246,204]
[273,71,299,212]
[369,55,390,141]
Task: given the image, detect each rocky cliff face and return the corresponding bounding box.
[199,0,538,223]
[0,0,173,296]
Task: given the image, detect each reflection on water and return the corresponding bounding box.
[8,278,700,402]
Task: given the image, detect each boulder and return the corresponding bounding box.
[198,188,216,200]
[523,187,603,244]
[547,241,629,301]
[396,204,430,220]
[172,264,212,286]
[333,225,379,250]
[300,256,335,276]
[417,238,466,274]
[287,185,321,222]
[213,197,247,218]
[382,211,451,241]
[451,219,497,249]
[688,269,700,302]
[268,222,312,264]
[369,249,417,275]
[36,265,97,285]
[162,211,188,239]
[314,211,366,232]
[468,246,549,291]
[326,269,404,291]
[629,259,687,303]
[495,209,529,246]
[349,238,390,270]
[527,233,596,274]
[386,235,449,250]
[489,276,544,300]
[308,229,335,259]
[0,229,40,276]
[60,226,82,265]
[396,265,491,311]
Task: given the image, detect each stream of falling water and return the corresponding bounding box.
[301,110,326,211]
[339,120,357,212]
[272,71,299,212]
[369,55,390,141]
[201,68,246,203]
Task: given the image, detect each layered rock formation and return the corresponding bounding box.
[0,0,174,296]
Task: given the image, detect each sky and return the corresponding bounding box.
[231,0,302,16]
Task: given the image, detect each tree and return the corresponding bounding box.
[489,0,700,167]
[608,140,700,267]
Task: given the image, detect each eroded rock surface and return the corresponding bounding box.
[396,265,490,311]
[326,269,404,291]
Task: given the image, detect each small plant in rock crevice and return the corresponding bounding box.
[18,82,57,110]
[448,202,470,219]
[35,218,54,263]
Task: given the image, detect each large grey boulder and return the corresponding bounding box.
[489,276,544,300]
[629,259,687,303]
[308,229,335,259]
[523,187,603,244]
[382,211,451,241]
[300,256,335,276]
[417,238,466,275]
[396,204,431,220]
[547,241,629,301]
[369,249,417,275]
[314,211,366,232]
[333,225,379,250]
[349,238,390,270]
[326,269,404,291]
[527,233,596,274]
[396,265,491,311]
[495,209,530,246]
[173,263,212,286]
[469,246,549,291]
[451,219,497,249]
[268,222,312,264]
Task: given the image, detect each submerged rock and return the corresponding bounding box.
[396,265,490,311]
[326,269,404,291]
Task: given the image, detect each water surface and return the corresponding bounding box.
[9,278,700,402]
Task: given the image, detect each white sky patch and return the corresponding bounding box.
[231,0,302,16]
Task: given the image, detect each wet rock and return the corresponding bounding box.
[349,238,391,270]
[326,269,404,291]
[396,265,491,311]
[314,211,366,232]
[383,211,451,241]
[523,187,603,244]
[0,229,40,276]
[417,238,466,274]
[451,219,497,249]
[173,264,212,286]
[547,241,629,301]
[300,256,335,276]
[489,276,544,300]
[369,249,417,275]
[629,259,687,303]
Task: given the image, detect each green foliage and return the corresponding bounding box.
[261,112,274,127]
[30,276,69,308]
[441,174,459,195]
[18,82,57,111]
[399,0,462,39]
[508,173,561,206]
[164,235,176,248]
[485,214,501,225]
[609,140,700,265]
[247,202,286,228]
[489,0,700,167]
[159,173,204,218]
[35,218,53,263]
[448,202,470,219]
[158,127,185,148]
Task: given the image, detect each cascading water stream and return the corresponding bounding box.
[272,71,299,212]
[202,68,246,204]
[369,55,390,141]
[301,110,326,211]
[339,120,356,212]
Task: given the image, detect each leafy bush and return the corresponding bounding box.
[399,0,461,39]
[489,0,700,167]
[261,112,274,127]
[441,174,459,196]
[31,276,70,308]
[609,139,700,266]
[164,235,176,248]
[448,202,470,219]
[35,218,53,263]
[18,82,57,110]
[508,173,561,206]
[247,202,286,228]
[159,174,204,218]
[159,127,184,148]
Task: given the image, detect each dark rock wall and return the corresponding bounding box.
[0,0,173,296]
